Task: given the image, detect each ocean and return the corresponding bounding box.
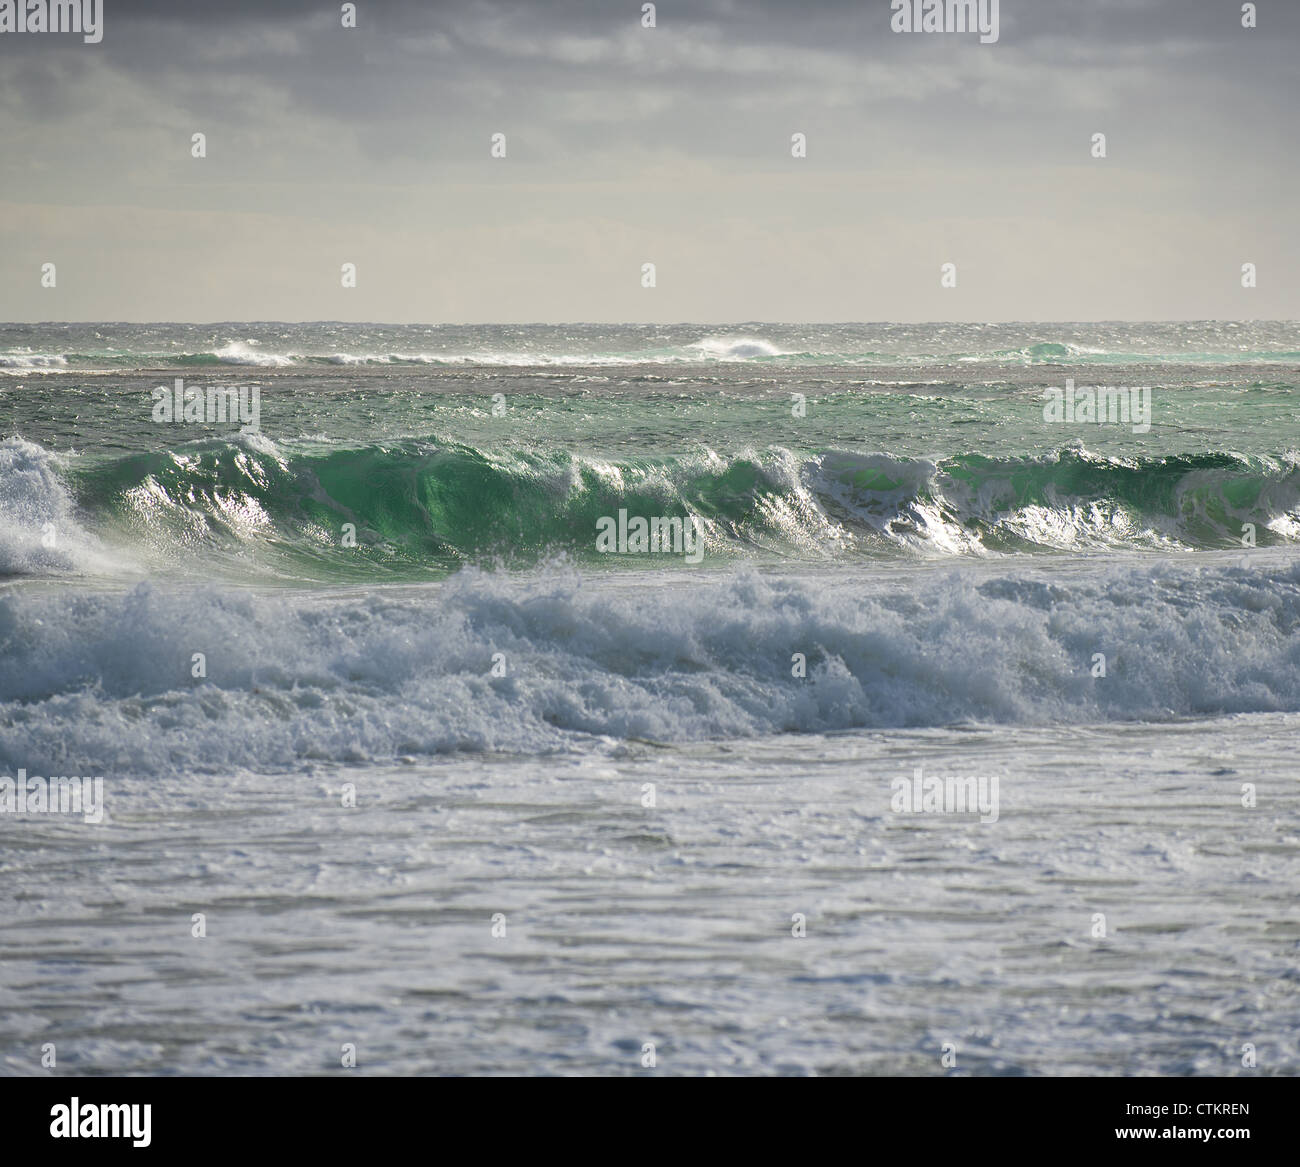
[2,320,1298,1075]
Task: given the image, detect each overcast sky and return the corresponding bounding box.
[0,0,1295,322]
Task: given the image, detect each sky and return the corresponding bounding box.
[0,0,1295,323]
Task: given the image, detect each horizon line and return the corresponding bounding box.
[4,319,1299,328]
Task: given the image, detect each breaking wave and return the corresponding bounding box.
[4,437,1300,581]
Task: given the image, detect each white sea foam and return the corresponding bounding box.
[2,557,1299,778]
[212,341,294,367]
[0,351,68,368]
[691,336,786,360]
[356,337,789,366]
[0,438,120,576]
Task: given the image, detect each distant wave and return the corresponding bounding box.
[205,341,295,367]
[0,351,68,369]
[690,336,787,360]
[9,335,1298,371]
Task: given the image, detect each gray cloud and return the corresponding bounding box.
[0,0,1294,321]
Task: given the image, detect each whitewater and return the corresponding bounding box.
[1,321,1298,1076]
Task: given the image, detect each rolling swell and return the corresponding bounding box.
[5,436,1300,579]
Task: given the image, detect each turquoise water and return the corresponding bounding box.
[3,321,1300,581]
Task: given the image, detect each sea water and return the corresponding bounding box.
[1,321,1298,1075]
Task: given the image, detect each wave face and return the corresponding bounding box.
[2,560,1299,775]
[1,437,1293,581]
